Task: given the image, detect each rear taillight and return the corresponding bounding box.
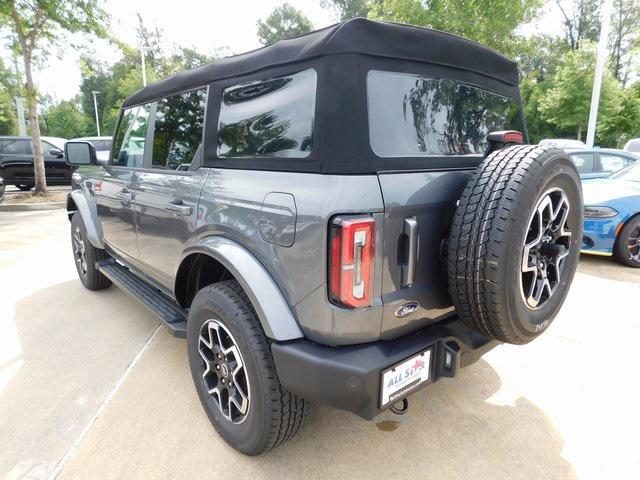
[328,216,375,308]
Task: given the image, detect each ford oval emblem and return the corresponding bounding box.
[395,302,419,318]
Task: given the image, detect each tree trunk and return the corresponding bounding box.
[21,52,47,194]
[577,123,582,142]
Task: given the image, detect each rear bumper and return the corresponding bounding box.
[271,316,499,420]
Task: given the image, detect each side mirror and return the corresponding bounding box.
[65,141,97,166]
[49,148,64,158]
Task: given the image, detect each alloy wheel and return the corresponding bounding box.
[73,226,88,275]
[521,188,572,309]
[198,319,250,424]
[628,225,640,261]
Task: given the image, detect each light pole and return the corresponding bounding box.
[140,45,147,87]
[586,0,613,147]
[91,91,101,137]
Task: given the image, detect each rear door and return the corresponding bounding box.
[367,70,525,338]
[0,139,33,184]
[132,88,208,289]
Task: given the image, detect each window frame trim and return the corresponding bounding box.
[109,85,209,174]
[202,61,322,173]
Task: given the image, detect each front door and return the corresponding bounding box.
[95,103,152,261]
[42,141,70,184]
[131,88,208,289]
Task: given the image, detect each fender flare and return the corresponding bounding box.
[67,190,104,249]
[180,236,304,342]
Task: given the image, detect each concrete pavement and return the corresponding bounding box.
[1,210,639,480]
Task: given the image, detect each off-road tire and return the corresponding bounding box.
[70,212,112,290]
[614,215,640,268]
[448,145,582,344]
[187,280,309,455]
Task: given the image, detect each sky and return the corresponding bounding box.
[3,0,567,103]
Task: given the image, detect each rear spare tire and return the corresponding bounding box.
[448,145,582,345]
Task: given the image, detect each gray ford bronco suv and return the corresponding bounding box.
[65,19,582,455]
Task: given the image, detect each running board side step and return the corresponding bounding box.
[97,259,187,338]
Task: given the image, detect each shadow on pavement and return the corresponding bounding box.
[0,280,159,479]
[578,253,640,283]
[57,328,575,480]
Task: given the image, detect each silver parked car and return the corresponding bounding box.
[624,138,640,154]
[63,19,582,455]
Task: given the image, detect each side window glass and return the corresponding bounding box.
[600,154,629,173]
[152,89,206,170]
[3,139,29,154]
[112,104,151,168]
[569,153,594,173]
[217,69,316,159]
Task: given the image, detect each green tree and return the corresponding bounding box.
[555,0,601,50]
[0,0,108,194]
[539,45,622,143]
[0,59,17,135]
[41,99,91,139]
[320,0,371,20]
[0,88,17,135]
[257,3,313,46]
[368,0,543,57]
[609,0,640,84]
[598,82,640,147]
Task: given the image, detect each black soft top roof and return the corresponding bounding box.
[123,18,518,108]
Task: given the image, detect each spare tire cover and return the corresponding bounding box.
[447,145,582,345]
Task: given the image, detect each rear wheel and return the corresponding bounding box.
[448,145,583,344]
[187,280,309,455]
[16,184,33,191]
[614,215,640,268]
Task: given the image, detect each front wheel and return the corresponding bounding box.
[187,280,309,455]
[70,213,112,290]
[614,215,640,268]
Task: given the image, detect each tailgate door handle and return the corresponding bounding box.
[164,202,191,216]
[401,217,418,287]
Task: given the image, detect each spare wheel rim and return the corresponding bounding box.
[520,187,572,310]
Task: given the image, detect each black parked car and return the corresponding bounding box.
[0,136,70,190]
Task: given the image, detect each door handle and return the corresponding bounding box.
[401,217,418,287]
[116,190,133,202]
[164,201,192,216]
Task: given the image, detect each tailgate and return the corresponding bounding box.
[377,170,472,339]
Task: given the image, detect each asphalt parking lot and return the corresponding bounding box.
[1,209,639,480]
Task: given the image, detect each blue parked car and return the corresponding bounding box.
[581,163,640,267]
[567,148,639,179]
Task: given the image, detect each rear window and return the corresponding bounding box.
[569,153,595,174]
[367,70,524,158]
[152,88,206,170]
[217,68,316,159]
[1,139,30,155]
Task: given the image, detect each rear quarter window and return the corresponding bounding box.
[367,70,524,158]
[217,68,316,159]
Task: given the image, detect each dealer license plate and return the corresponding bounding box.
[380,349,431,408]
